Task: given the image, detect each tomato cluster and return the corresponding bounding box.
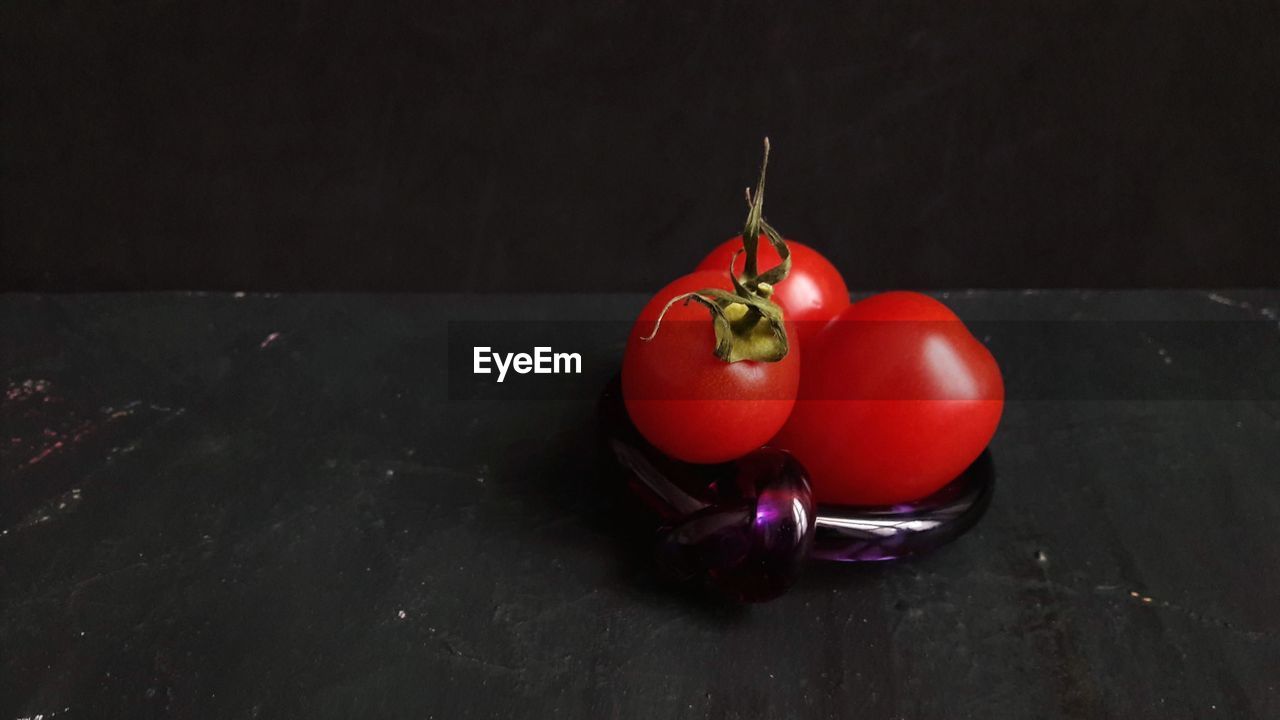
[622,143,1003,507]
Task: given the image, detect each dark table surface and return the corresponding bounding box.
[2,290,1278,719]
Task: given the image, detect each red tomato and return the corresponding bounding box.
[773,291,1003,505]
[623,270,801,464]
[697,236,849,346]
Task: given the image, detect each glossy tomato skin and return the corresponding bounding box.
[773,291,1003,506]
[623,270,800,464]
[697,236,849,346]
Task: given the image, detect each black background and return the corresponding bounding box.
[5,1,1279,292]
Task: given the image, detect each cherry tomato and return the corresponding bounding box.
[623,270,801,464]
[773,291,1003,505]
[697,236,849,346]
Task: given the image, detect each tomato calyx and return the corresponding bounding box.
[641,138,794,364]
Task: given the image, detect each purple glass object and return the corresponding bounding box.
[600,376,994,581]
[650,449,814,602]
[812,451,994,562]
[601,381,814,602]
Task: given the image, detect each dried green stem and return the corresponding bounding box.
[642,138,794,363]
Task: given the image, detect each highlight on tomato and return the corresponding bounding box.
[773,291,1004,506]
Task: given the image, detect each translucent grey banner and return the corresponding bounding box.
[447,320,1280,401]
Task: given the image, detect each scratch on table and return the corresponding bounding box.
[1205,292,1252,309]
[509,589,600,628]
[975,569,1266,645]
[975,571,1270,641]
[437,637,521,674]
[5,382,183,473]
[66,562,150,613]
[259,332,282,349]
[1205,292,1280,331]
[967,569,1084,598]
[1136,332,1175,366]
[13,707,71,720]
[1092,586,1271,642]
[1261,306,1280,328]
[7,487,85,534]
[5,379,51,402]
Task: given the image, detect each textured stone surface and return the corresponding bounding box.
[2,291,1278,718]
